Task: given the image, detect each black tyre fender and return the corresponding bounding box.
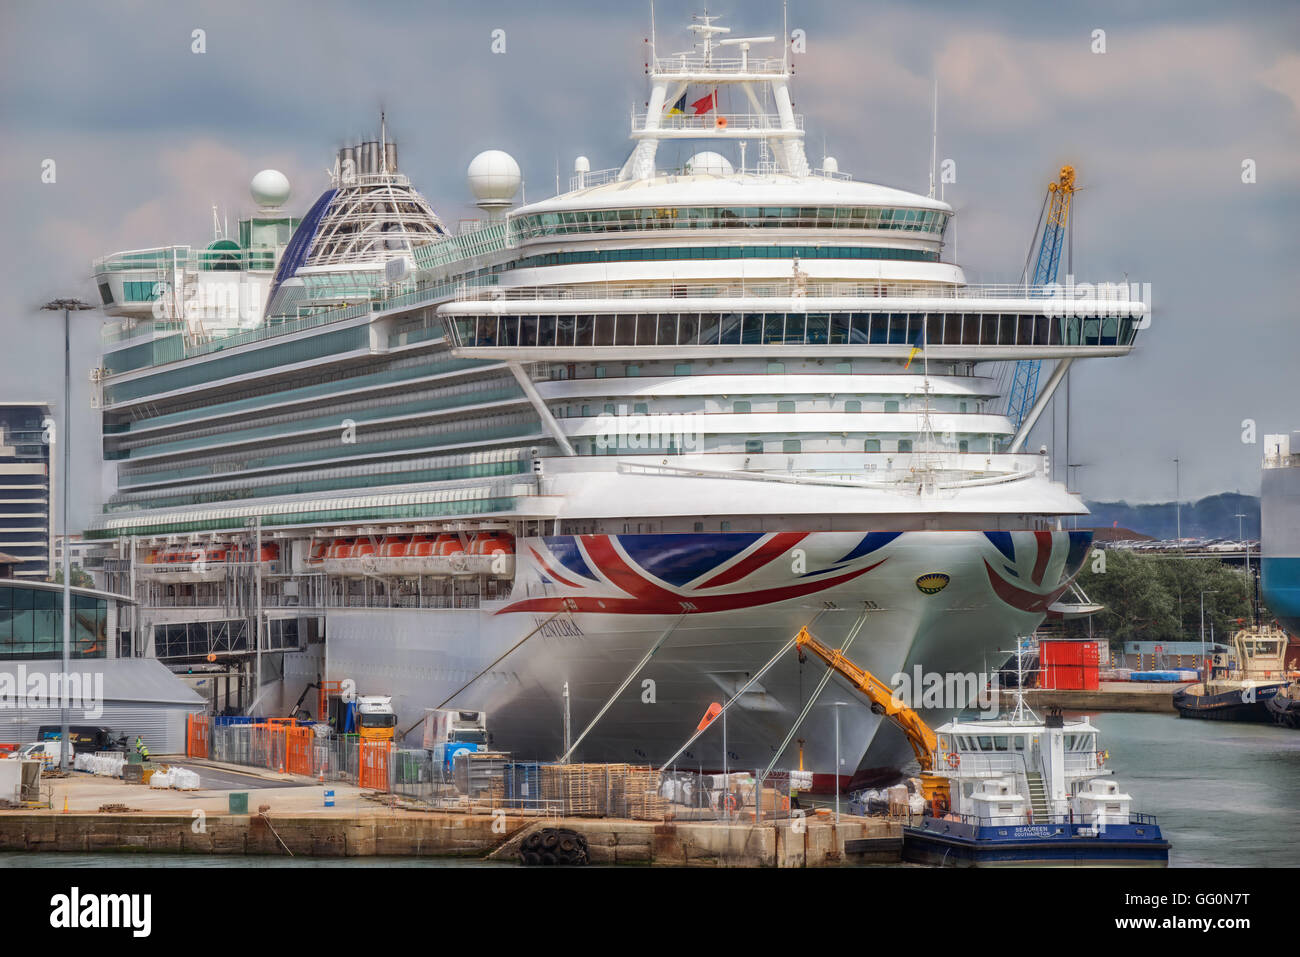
[522,832,543,852]
[540,829,560,850]
[540,851,558,865]
[520,850,541,866]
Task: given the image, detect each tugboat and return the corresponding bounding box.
[1267,680,1300,728]
[1173,625,1292,723]
[786,629,1169,866]
[902,700,1169,866]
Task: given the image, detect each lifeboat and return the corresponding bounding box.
[427,534,468,578]
[371,536,411,575]
[136,548,163,580]
[158,547,196,581]
[322,538,356,576]
[187,544,232,582]
[398,534,436,576]
[467,532,516,578]
[306,540,328,567]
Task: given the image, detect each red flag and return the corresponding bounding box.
[690,90,717,115]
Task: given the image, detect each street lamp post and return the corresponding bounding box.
[832,701,849,824]
[40,298,94,773]
[1234,512,1250,577]
[1173,457,1181,544]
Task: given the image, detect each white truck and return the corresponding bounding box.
[422,709,489,771]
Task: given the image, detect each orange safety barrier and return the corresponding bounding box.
[320,681,343,722]
[186,713,210,759]
[285,726,313,776]
[358,740,391,791]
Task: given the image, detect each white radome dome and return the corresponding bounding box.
[467,150,522,206]
[250,169,291,208]
[685,151,734,176]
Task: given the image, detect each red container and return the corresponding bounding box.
[1040,640,1100,690]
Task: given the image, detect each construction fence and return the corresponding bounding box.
[187,712,820,823]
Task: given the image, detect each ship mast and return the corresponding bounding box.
[620,12,807,181]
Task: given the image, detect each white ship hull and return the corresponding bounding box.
[316,528,1090,785]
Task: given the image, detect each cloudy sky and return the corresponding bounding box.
[1,0,1296,529]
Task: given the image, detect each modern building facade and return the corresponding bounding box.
[0,403,53,580]
[0,577,202,753]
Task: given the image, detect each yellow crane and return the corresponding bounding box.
[793,626,951,808]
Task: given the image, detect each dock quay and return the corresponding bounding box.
[0,758,900,866]
[1023,681,1187,714]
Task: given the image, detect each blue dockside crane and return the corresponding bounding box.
[1005,165,1077,436]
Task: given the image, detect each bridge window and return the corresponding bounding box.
[898,439,913,453]
[884,400,900,413]
[782,439,801,454]
[745,439,764,454]
[733,400,751,414]
[864,438,880,452]
[845,400,862,413]
[777,400,796,413]
[766,362,785,374]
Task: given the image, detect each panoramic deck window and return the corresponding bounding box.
[510,205,949,240]
[451,311,1139,351]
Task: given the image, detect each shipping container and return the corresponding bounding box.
[1039,640,1100,690]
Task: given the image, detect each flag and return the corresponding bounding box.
[667,92,687,115]
[690,90,717,115]
[903,325,925,369]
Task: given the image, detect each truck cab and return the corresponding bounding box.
[354,696,396,742]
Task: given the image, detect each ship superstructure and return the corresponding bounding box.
[88,16,1147,785]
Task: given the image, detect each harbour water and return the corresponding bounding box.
[1,713,1295,869]
[1092,712,1300,868]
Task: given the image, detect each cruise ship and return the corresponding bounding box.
[1262,431,1300,643]
[87,16,1146,787]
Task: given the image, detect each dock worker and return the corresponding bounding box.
[134,735,150,761]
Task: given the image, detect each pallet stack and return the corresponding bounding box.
[624,766,669,821]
